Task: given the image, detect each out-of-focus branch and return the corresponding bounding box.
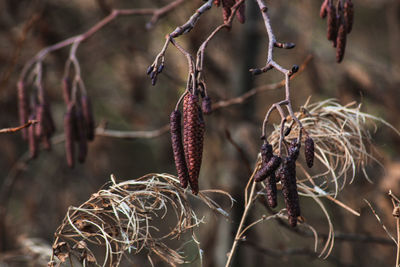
[0,120,38,134]
[19,0,186,83]
[95,124,170,139]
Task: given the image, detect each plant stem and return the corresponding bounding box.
[225,174,257,267]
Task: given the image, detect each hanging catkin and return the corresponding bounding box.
[170,110,189,188]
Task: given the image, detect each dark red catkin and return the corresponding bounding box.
[336,20,347,63]
[184,94,204,195]
[288,140,300,161]
[183,93,190,163]
[280,157,300,227]
[201,96,212,115]
[64,104,75,168]
[260,143,278,207]
[75,107,88,163]
[320,0,328,18]
[344,0,354,34]
[62,78,71,105]
[28,114,38,159]
[214,0,221,6]
[17,81,29,140]
[326,0,337,43]
[254,155,281,182]
[81,95,95,141]
[305,136,315,168]
[170,110,189,188]
[236,0,246,24]
[222,0,235,24]
[35,104,45,138]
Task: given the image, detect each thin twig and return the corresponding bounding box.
[0,120,38,134]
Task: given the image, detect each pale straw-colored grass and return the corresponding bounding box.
[49,173,231,267]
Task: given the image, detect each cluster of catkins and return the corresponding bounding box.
[320,0,354,63]
[170,89,211,195]
[17,79,95,167]
[62,78,95,168]
[18,81,55,158]
[213,0,246,24]
[254,136,315,227]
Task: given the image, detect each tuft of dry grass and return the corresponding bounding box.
[262,98,399,258]
[49,173,231,267]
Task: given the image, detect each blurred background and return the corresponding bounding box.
[0,0,399,266]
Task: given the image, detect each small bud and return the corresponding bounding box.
[146,65,154,75]
[157,64,164,74]
[151,77,157,86]
[250,68,262,75]
[274,42,296,49]
[291,65,299,74]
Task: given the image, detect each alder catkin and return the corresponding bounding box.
[183,94,190,163]
[336,21,347,63]
[17,81,29,140]
[305,136,315,168]
[170,110,189,189]
[28,114,38,159]
[320,0,328,18]
[202,96,212,115]
[62,78,71,105]
[236,1,246,24]
[214,0,221,6]
[326,0,337,43]
[344,0,354,34]
[184,94,204,194]
[81,95,95,141]
[254,155,281,182]
[35,104,45,137]
[75,107,88,163]
[280,157,300,227]
[64,105,75,168]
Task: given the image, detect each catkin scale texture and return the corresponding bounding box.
[17,81,29,140]
[170,110,189,188]
[254,155,281,182]
[344,0,354,33]
[336,22,347,63]
[64,105,75,168]
[236,1,246,24]
[280,157,300,227]
[305,136,315,168]
[184,94,204,194]
[75,107,88,163]
[327,1,337,42]
[81,95,95,141]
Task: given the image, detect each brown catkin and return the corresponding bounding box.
[75,107,88,163]
[260,143,277,207]
[64,105,75,168]
[336,21,347,63]
[183,94,190,163]
[184,94,204,194]
[170,110,189,188]
[320,0,328,18]
[202,96,212,115]
[344,0,354,33]
[280,157,300,227]
[17,81,29,140]
[81,95,95,141]
[35,104,45,137]
[236,0,246,24]
[288,140,300,161]
[62,78,71,105]
[222,0,234,24]
[326,0,337,43]
[28,114,38,159]
[254,155,281,182]
[305,136,315,168]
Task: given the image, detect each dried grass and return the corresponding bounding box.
[49,173,231,267]
[263,98,399,258]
